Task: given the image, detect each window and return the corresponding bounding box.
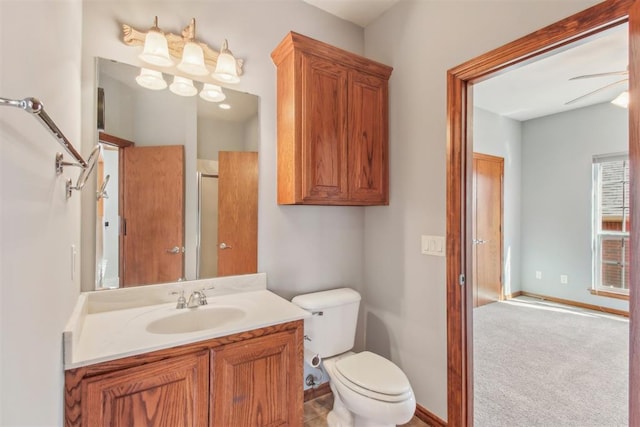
[593,154,630,295]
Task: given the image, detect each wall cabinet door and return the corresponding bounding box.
[210,330,302,426]
[82,351,209,427]
[348,71,389,204]
[301,52,350,203]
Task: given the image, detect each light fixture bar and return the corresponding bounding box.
[122,20,244,78]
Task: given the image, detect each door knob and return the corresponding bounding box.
[219,242,232,250]
[166,246,182,254]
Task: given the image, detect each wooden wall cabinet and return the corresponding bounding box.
[65,321,303,427]
[271,32,393,206]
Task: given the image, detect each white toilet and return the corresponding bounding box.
[292,288,416,427]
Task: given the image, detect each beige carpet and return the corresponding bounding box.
[474,296,628,427]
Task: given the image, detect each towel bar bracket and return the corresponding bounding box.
[1,96,100,199]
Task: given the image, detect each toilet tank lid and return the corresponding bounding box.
[291,288,361,310]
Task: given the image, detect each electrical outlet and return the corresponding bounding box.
[535,271,542,279]
[560,275,568,284]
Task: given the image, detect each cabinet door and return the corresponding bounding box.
[348,71,389,204]
[301,52,350,202]
[210,330,302,426]
[82,351,209,427]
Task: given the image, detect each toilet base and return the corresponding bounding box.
[326,378,404,427]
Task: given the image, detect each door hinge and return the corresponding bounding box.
[121,217,127,236]
[459,274,466,286]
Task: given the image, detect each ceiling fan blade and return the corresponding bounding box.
[569,70,628,80]
[565,79,628,105]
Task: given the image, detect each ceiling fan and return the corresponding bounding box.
[565,67,628,105]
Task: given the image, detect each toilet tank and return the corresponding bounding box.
[291,288,361,358]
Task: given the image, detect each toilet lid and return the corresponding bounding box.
[335,351,411,396]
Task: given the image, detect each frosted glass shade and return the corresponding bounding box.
[169,76,197,96]
[135,68,167,90]
[177,42,209,76]
[212,40,240,83]
[139,29,173,67]
[199,84,226,102]
[611,91,629,108]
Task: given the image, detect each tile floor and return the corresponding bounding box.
[303,392,431,427]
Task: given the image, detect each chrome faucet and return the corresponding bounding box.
[186,286,215,308]
[187,290,205,308]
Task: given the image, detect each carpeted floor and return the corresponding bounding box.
[474,296,629,427]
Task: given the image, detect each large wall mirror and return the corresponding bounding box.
[92,58,259,289]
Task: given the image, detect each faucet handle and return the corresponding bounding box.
[170,290,187,309]
[199,286,215,305]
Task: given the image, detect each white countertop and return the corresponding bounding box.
[63,274,310,369]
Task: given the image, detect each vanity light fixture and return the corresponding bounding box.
[212,40,241,84]
[611,91,629,108]
[135,68,167,90]
[138,17,174,67]
[122,18,244,80]
[200,83,226,102]
[169,75,197,96]
[177,19,209,76]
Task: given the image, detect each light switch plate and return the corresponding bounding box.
[421,235,445,256]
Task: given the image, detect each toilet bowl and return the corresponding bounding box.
[291,288,416,427]
[323,351,416,427]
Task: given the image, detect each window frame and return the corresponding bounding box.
[592,153,630,296]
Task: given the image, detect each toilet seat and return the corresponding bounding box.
[333,351,413,403]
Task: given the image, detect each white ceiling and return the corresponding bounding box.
[474,23,628,121]
[302,0,400,27]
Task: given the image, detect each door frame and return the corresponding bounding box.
[445,0,639,425]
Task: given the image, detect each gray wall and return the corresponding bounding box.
[473,107,523,296]
[363,0,599,419]
[521,102,629,312]
[0,1,82,424]
[0,0,606,424]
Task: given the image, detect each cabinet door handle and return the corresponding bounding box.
[166,246,182,254]
[219,243,232,250]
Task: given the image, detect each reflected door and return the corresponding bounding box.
[472,153,503,307]
[122,145,185,286]
[218,151,258,276]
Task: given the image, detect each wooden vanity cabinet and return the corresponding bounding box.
[64,321,303,427]
[82,351,209,427]
[271,31,393,206]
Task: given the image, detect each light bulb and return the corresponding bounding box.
[178,41,209,76]
[135,68,167,90]
[138,17,173,67]
[199,83,226,102]
[169,75,197,96]
[212,40,240,84]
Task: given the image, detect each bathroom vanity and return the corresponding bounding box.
[63,274,308,426]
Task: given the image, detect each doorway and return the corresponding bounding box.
[445,0,639,425]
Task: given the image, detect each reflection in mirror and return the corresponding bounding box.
[94,58,259,289]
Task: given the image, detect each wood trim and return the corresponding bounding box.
[520,291,629,318]
[303,382,331,402]
[446,1,637,425]
[630,2,640,424]
[590,288,630,301]
[271,32,393,79]
[98,131,134,148]
[504,290,524,300]
[415,404,448,427]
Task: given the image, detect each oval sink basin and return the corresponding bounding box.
[146,306,246,334]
